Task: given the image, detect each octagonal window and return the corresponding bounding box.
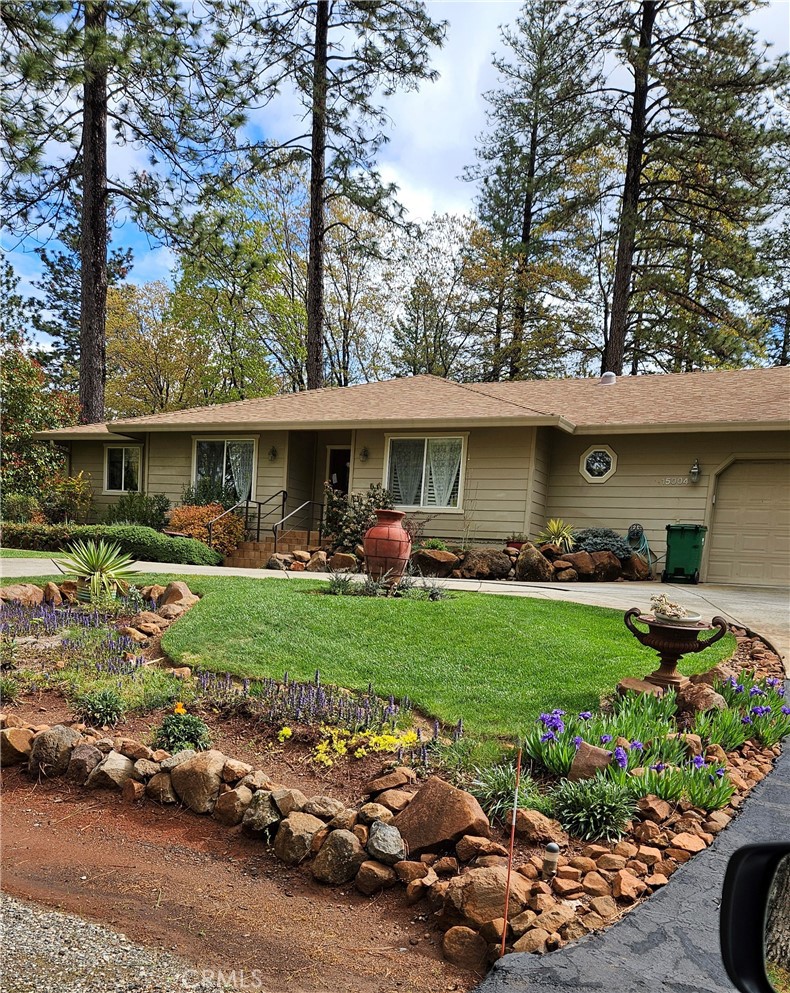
[580,445,617,483]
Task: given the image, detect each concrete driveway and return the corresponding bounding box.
[2,556,787,668]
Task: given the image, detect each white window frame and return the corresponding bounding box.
[580,444,618,484]
[383,433,467,513]
[103,444,143,495]
[191,436,259,502]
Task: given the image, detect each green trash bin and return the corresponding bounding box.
[662,524,707,585]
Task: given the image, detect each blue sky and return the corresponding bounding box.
[6,0,790,302]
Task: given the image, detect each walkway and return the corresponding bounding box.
[2,557,787,666]
[477,746,789,993]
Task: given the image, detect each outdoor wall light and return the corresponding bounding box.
[359,447,369,462]
[541,842,560,880]
[268,446,278,462]
[689,459,701,484]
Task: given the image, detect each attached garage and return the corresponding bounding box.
[706,459,790,587]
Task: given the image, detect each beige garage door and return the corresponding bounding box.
[706,459,790,586]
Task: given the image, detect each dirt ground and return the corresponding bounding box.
[1,763,475,993]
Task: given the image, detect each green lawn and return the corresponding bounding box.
[0,548,62,559]
[4,572,735,739]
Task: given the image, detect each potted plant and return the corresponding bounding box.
[56,539,139,604]
[505,532,529,550]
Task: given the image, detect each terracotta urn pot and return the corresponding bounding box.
[363,509,412,581]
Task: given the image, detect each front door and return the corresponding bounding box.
[327,447,351,496]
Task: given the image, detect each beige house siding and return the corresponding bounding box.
[527,427,552,539]
[351,426,535,544]
[69,440,128,519]
[544,430,789,576]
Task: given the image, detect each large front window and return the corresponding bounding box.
[105,446,141,493]
[386,436,463,508]
[195,439,255,501]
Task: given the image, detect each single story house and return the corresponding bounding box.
[35,368,790,586]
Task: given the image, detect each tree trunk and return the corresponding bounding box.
[779,302,789,366]
[766,855,790,970]
[79,0,108,424]
[306,0,329,391]
[603,0,656,376]
[509,114,539,381]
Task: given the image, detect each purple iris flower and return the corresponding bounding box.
[751,705,772,718]
[716,767,726,778]
[741,715,753,725]
[540,731,557,744]
[692,755,706,769]
[574,735,583,749]
[578,711,592,720]
[766,677,780,688]
[750,686,765,697]
[613,747,628,769]
[650,762,666,773]
[600,734,613,744]
[781,705,790,716]
[630,740,644,752]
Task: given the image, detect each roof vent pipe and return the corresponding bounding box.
[599,372,617,386]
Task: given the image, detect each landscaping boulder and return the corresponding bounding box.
[303,795,346,820]
[456,835,508,862]
[554,568,578,582]
[366,821,406,865]
[377,789,413,813]
[622,554,651,581]
[213,786,254,826]
[328,552,357,573]
[29,724,81,777]
[267,553,292,570]
[271,787,308,817]
[459,549,512,581]
[677,683,727,716]
[393,776,490,855]
[42,582,62,605]
[569,741,612,781]
[311,829,367,884]
[133,758,161,778]
[537,543,563,561]
[513,928,550,954]
[514,808,568,846]
[305,551,328,572]
[355,860,398,896]
[0,583,44,606]
[66,743,103,783]
[442,927,487,972]
[0,727,34,766]
[146,772,179,804]
[560,551,595,578]
[242,791,282,835]
[160,749,196,771]
[157,604,186,621]
[238,770,274,792]
[86,750,139,790]
[590,550,622,581]
[411,549,459,578]
[160,582,199,607]
[170,749,226,813]
[443,865,532,928]
[141,584,166,603]
[358,801,393,825]
[222,758,253,783]
[514,544,554,582]
[363,767,416,796]
[274,811,326,864]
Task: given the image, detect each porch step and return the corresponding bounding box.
[223,532,320,568]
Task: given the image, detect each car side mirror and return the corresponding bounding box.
[721,844,790,993]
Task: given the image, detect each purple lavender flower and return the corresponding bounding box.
[613,746,628,769]
[600,734,613,744]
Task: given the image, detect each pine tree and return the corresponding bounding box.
[467,0,601,379]
[250,2,445,389]
[590,0,790,374]
[2,0,276,422]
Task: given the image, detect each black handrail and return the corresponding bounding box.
[272,500,324,552]
[207,490,287,547]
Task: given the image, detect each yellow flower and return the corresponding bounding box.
[173,702,187,715]
[277,726,293,743]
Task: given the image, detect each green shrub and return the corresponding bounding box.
[41,471,93,523]
[420,537,448,551]
[0,522,222,565]
[468,762,553,821]
[152,711,212,752]
[551,777,637,842]
[2,493,43,523]
[105,491,170,530]
[74,687,125,726]
[324,482,394,550]
[536,518,576,552]
[0,675,21,704]
[573,527,632,560]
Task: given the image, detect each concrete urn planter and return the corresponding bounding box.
[363,509,412,581]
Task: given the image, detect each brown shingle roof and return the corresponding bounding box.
[35,368,790,439]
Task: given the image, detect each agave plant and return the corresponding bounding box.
[536,518,576,553]
[56,539,138,603]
